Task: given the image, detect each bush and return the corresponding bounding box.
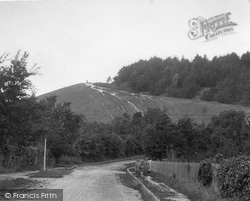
[216,155,250,200]
[214,153,224,163]
[58,156,82,165]
[197,159,213,186]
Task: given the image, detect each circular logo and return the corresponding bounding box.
[5,193,11,199]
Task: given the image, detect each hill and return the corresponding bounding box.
[38,83,250,123]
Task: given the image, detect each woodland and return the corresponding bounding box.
[113,52,250,106]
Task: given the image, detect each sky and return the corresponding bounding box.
[0,0,250,95]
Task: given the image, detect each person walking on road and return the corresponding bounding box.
[143,158,150,179]
[148,159,152,174]
[135,159,141,177]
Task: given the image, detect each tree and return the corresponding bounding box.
[73,134,105,161]
[36,96,82,161]
[143,108,175,160]
[0,52,38,103]
[112,113,131,136]
[0,52,39,160]
[106,76,112,83]
[209,110,250,157]
[176,117,201,160]
[214,88,233,104]
[241,51,250,68]
[102,133,126,158]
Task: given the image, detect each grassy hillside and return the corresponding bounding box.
[38,83,250,123]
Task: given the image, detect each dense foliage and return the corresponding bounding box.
[74,108,250,163]
[197,159,213,186]
[2,51,250,173]
[217,155,250,200]
[209,110,250,157]
[0,52,82,168]
[113,52,250,106]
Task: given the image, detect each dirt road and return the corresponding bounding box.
[0,160,189,200]
[44,161,142,201]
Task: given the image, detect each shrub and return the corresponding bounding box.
[197,159,213,186]
[214,153,224,163]
[216,155,250,200]
[58,156,82,165]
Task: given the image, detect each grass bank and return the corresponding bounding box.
[29,167,74,178]
[0,167,73,191]
[0,166,38,174]
[0,178,39,189]
[150,161,229,201]
[117,162,158,201]
[0,178,41,199]
[121,162,228,201]
[148,171,227,201]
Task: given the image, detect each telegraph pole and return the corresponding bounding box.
[43,136,47,171]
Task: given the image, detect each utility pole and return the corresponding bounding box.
[43,136,47,171]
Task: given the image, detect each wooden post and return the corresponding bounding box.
[43,137,47,171]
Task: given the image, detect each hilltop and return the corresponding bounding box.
[38,83,250,123]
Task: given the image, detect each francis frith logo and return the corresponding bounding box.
[188,12,237,41]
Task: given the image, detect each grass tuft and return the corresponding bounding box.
[29,168,73,178]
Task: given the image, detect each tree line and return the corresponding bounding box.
[1,52,250,170]
[113,52,250,106]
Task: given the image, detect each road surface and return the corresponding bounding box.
[0,160,189,201]
[45,161,142,201]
